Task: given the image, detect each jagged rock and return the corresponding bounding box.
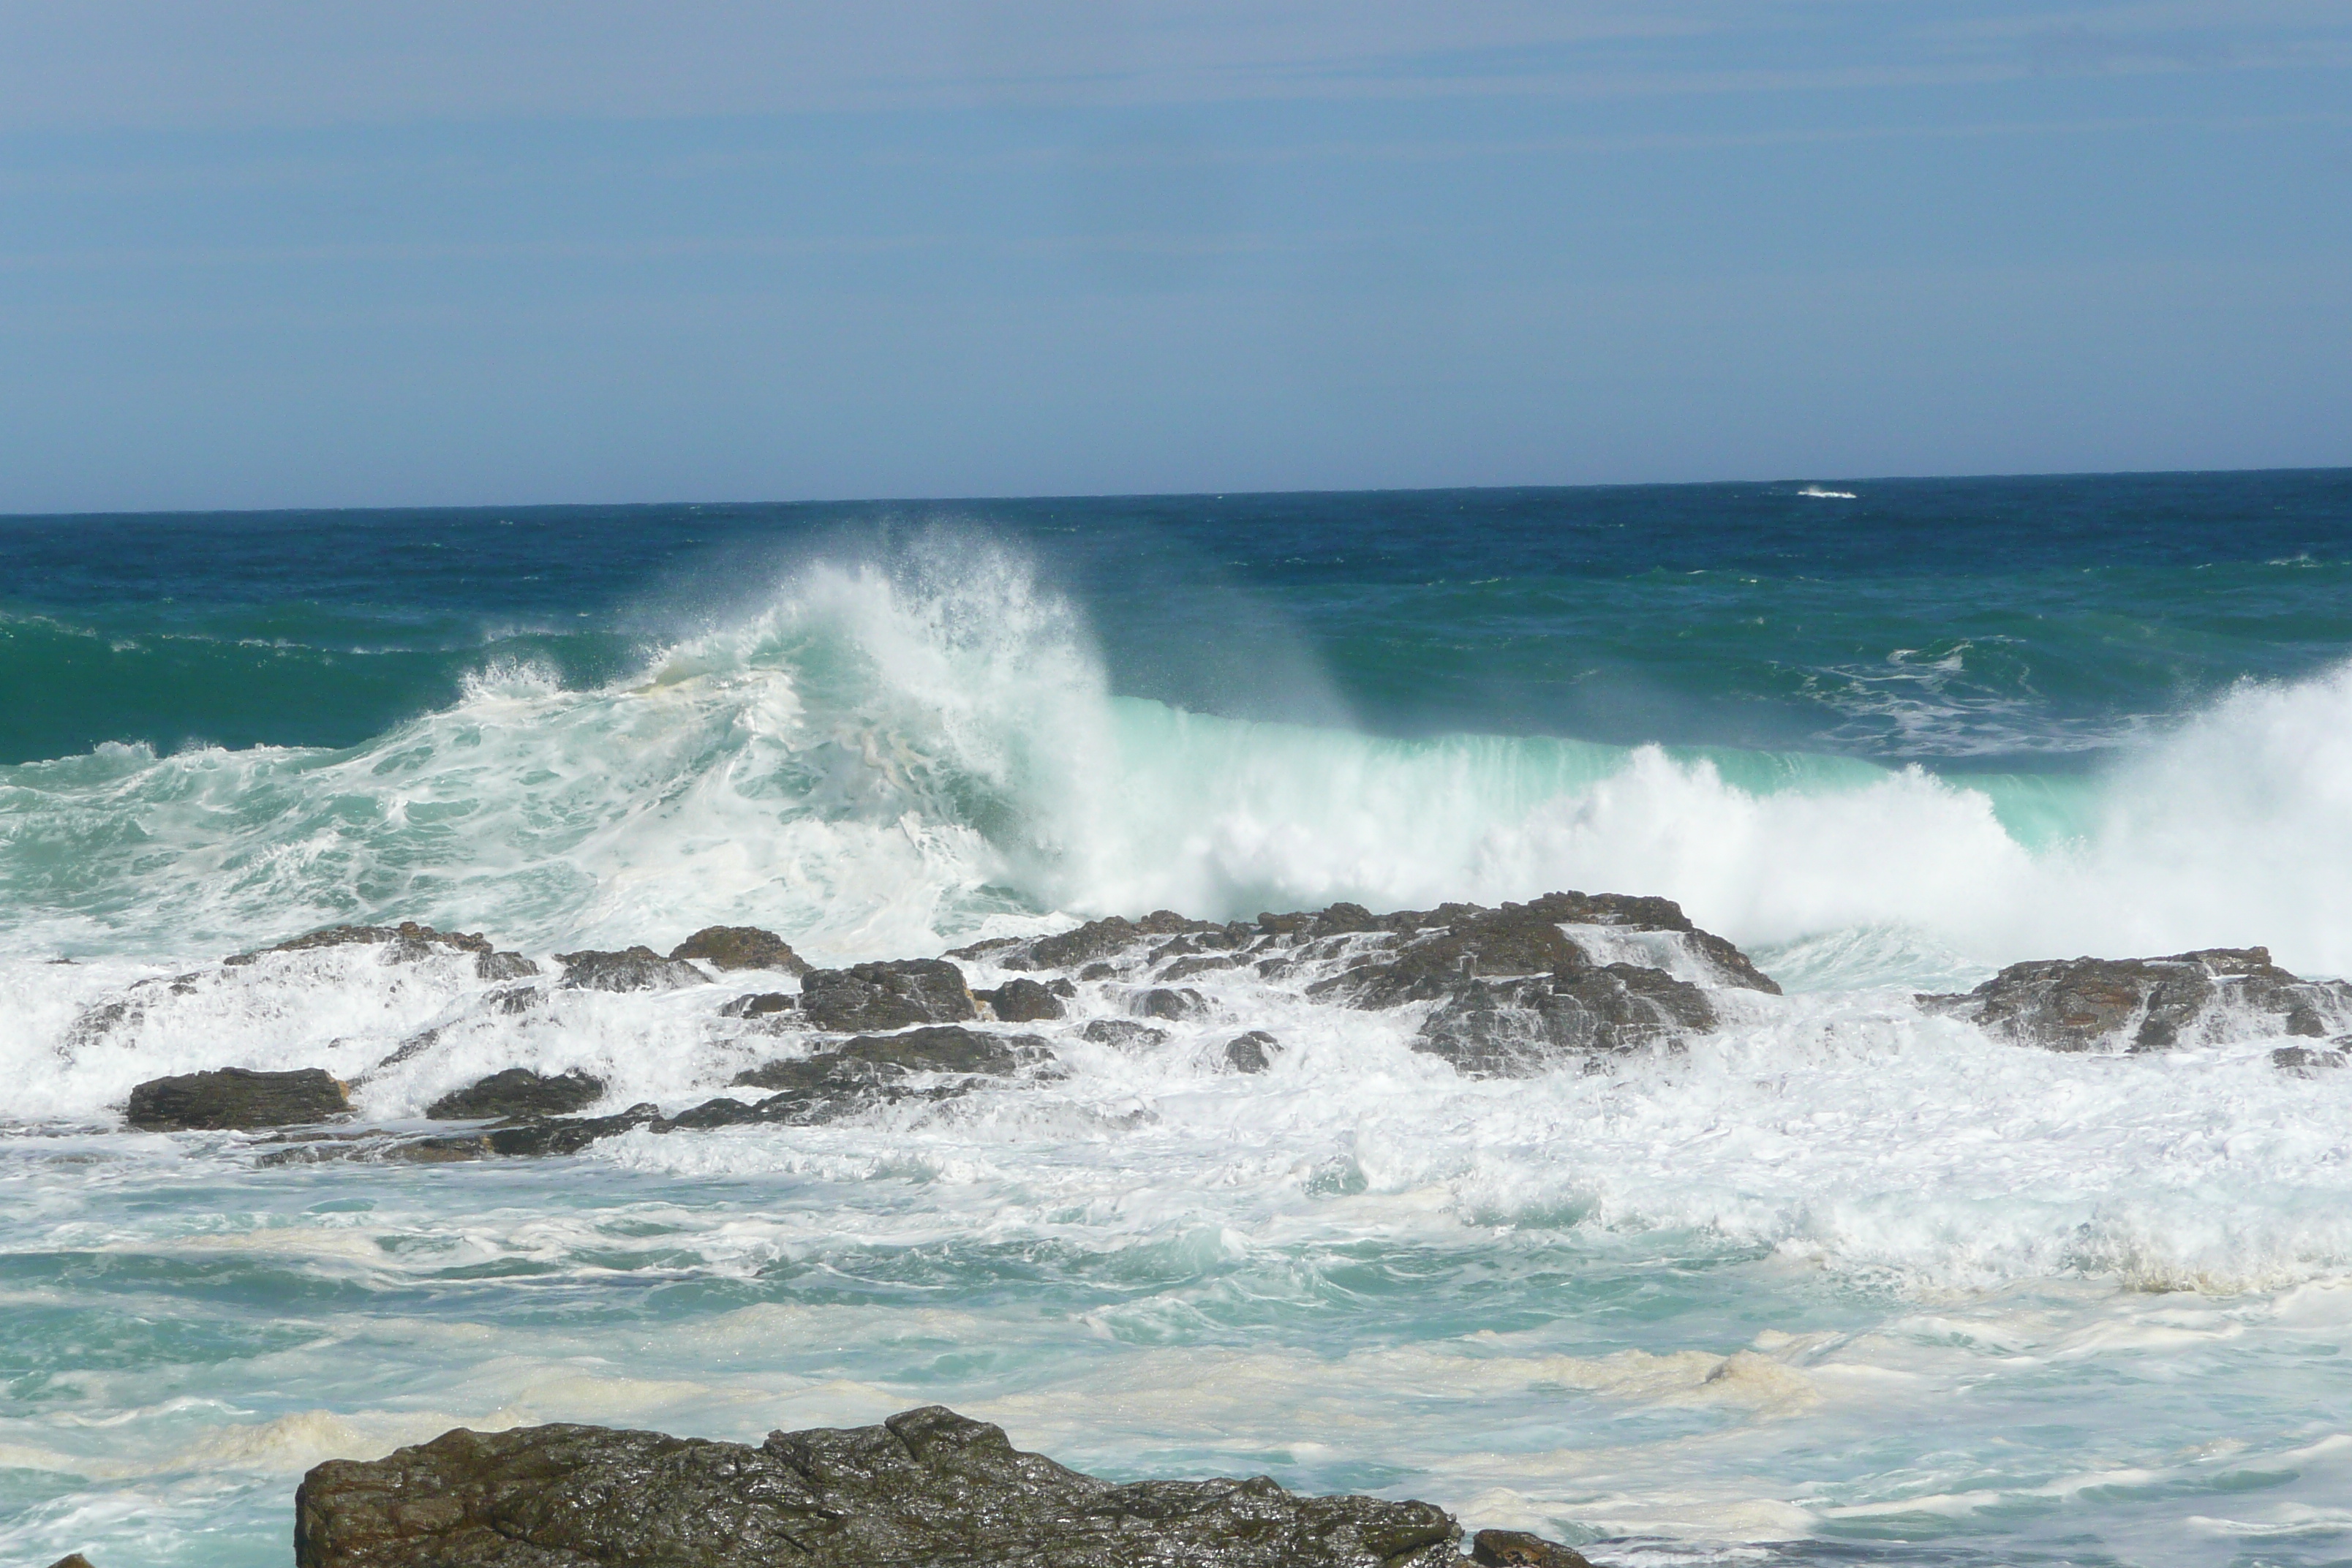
[720,991,796,1018]
[1920,948,2352,1051]
[1417,965,1716,1077]
[555,946,709,992]
[228,921,495,965]
[2274,1044,2348,1076]
[1162,954,1239,981]
[670,925,809,973]
[484,984,541,1014]
[46,1554,97,1568]
[126,1067,351,1131]
[1472,1531,1595,1568]
[1006,911,1225,972]
[1135,986,1208,1020]
[293,1404,1461,1568]
[1083,1018,1169,1050]
[1223,1030,1280,1073]
[475,951,538,981]
[426,1068,606,1120]
[976,977,1066,1021]
[799,959,976,1031]
[475,1104,662,1158]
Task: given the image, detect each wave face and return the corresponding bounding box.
[8,529,2352,979]
[8,474,2352,1568]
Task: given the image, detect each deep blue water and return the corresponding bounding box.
[6,468,2349,767]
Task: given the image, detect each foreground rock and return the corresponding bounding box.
[127,1067,350,1131]
[295,1405,1468,1568]
[1920,948,2352,1051]
[670,924,808,973]
[426,1068,606,1120]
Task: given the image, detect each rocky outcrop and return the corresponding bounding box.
[426,1068,606,1120]
[799,959,976,1032]
[720,991,796,1018]
[962,892,1772,1077]
[670,925,808,973]
[555,946,709,992]
[294,1405,1466,1568]
[1920,948,2352,1051]
[126,1067,350,1131]
[2273,1044,2348,1076]
[976,977,1066,1022]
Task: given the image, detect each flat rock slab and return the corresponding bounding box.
[295,1404,1464,1568]
[126,1066,350,1131]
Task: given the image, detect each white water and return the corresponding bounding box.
[7,548,2352,1567]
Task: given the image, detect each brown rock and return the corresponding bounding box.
[669,925,808,973]
[125,1067,351,1131]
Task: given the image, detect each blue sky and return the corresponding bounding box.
[1,1,2347,510]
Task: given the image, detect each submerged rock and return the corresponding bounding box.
[228,921,494,965]
[1472,1531,1596,1568]
[2274,1044,2349,1076]
[126,1067,350,1131]
[1223,1030,1281,1073]
[799,959,976,1031]
[294,1404,1464,1568]
[426,1068,606,1120]
[1920,948,2352,1051]
[670,925,808,973]
[1082,1017,1169,1050]
[555,946,709,992]
[719,990,796,1018]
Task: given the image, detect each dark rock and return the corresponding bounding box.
[669,925,809,974]
[294,1404,1461,1568]
[799,959,976,1031]
[734,1025,1047,1090]
[483,1104,661,1158]
[126,1067,350,1131]
[426,1068,606,1121]
[1473,1529,1596,1568]
[1005,910,1226,972]
[554,946,709,992]
[977,976,1066,1022]
[1084,1018,1169,1050]
[944,935,1021,960]
[720,991,796,1018]
[1048,978,1079,998]
[47,1554,97,1568]
[1078,962,1117,981]
[2274,1044,2348,1076]
[1417,965,1716,1077]
[484,985,540,1014]
[1223,1030,1280,1073]
[474,951,538,981]
[1921,948,2352,1052]
[229,921,494,965]
[1136,986,1208,1020]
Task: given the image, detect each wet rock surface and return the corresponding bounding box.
[126,1067,350,1131]
[1471,1531,1596,1568]
[670,924,808,973]
[426,1068,606,1121]
[555,946,710,992]
[977,976,1066,1021]
[1919,948,2352,1051]
[294,1404,1466,1568]
[799,958,976,1031]
[1223,1030,1280,1073]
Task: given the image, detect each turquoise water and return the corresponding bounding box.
[6,472,2352,1566]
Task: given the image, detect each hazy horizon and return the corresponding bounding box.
[3,1,2347,512]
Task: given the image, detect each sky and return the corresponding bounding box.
[1,1,2348,511]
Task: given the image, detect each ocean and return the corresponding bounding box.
[4,470,2352,1566]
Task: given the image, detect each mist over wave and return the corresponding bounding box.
[4,536,2350,979]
